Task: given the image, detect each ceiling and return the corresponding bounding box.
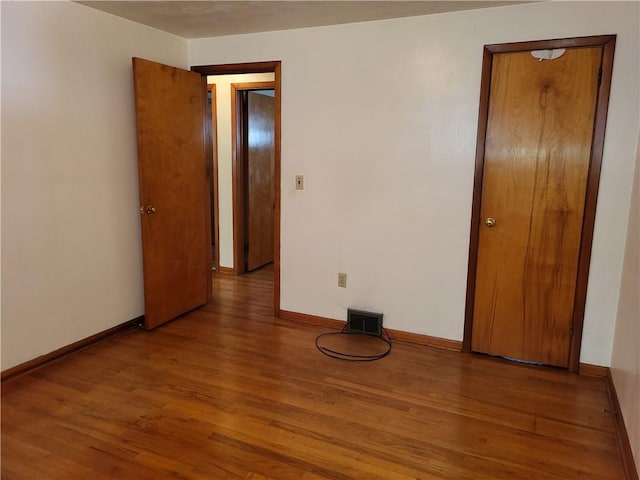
[76,1,529,39]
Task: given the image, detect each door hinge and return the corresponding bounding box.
[569,322,575,337]
[598,66,603,86]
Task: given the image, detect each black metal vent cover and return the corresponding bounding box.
[345,308,383,336]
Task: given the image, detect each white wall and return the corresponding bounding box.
[206,73,275,269]
[611,132,640,472]
[190,1,640,366]
[1,1,188,370]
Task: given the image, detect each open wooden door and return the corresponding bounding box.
[132,58,211,329]
[245,91,275,271]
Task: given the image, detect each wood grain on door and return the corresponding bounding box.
[471,47,602,366]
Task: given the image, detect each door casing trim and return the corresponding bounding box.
[205,84,220,278]
[462,35,616,373]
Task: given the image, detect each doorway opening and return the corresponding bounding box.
[233,84,275,274]
[193,62,282,317]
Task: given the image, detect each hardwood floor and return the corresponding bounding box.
[2,265,625,479]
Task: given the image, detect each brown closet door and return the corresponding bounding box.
[471,47,601,366]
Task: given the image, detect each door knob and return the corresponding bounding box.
[485,217,496,227]
[139,205,157,215]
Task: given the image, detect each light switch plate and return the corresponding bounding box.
[295,175,304,190]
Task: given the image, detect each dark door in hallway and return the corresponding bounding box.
[245,90,275,271]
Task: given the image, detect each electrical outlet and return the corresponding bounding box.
[338,272,347,288]
[295,175,304,190]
